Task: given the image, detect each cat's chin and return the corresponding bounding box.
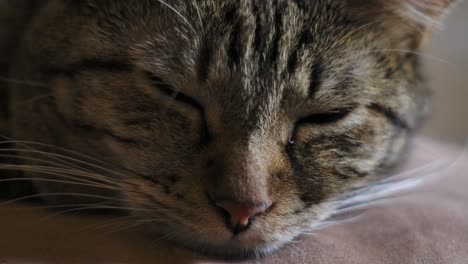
[170,237,286,260]
[147,224,294,259]
[183,240,283,260]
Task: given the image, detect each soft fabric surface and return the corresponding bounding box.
[0,137,467,264]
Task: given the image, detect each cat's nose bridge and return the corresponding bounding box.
[205,142,273,208]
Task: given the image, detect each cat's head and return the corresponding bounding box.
[9,0,457,258]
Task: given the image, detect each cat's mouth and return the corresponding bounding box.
[143,217,297,259]
[158,229,291,259]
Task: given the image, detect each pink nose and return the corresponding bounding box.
[216,201,270,234]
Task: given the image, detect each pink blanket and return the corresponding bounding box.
[0,137,467,264]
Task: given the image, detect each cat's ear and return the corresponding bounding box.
[349,0,460,48]
[349,0,460,27]
[390,0,460,26]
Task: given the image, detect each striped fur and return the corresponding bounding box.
[5,0,457,258]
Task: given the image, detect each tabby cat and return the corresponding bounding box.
[1,0,458,258]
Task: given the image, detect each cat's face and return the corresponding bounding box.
[9,0,454,258]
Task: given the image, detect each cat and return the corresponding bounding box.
[1,0,458,259]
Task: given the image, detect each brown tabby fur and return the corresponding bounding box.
[2,0,458,258]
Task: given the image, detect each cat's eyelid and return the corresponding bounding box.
[310,106,355,117]
[148,74,173,90]
[146,72,212,143]
[322,108,352,114]
[297,107,355,126]
[147,73,202,109]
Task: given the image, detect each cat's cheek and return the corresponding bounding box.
[104,137,125,155]
[102,137,148,170]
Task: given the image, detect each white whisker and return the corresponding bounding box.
[193,1,204,32]
[17,95,54,106]
[0,138,119,167]
[330,158,449,214]
[0,175,122,192]
[0,148,128,179]
[0,153,87,172]
[35,204,153,223]
[75,215,140,233]
[0,76,49,87]
[0,163,121,186]
[0,192,126,206]
[156,0,196,35]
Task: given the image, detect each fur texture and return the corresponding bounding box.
[2,0,458,258]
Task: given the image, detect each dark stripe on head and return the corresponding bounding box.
[228,23,242,68]
[368,103,410,130]
[226,7,242,68]
[252,1,262,52]
[308,58,323,98]
[287,29,313,75]
[293,0,306,9]
[287,52,298,76]
[269,2,283,69]
[197,39,213,81]
[224,5,236,23]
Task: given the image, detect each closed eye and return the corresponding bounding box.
[148,74,202,109]
[147,73,211,144]
[297,109,353,125]
[287,108,354,150]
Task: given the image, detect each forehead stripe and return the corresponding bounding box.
[287,29,313,75]
[268,3,283,70]
[226,7,242,68]
[308,58,323,98]
[197,39,212,82]
[251,1,262,52]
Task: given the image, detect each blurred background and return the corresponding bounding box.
[421,0,468,145]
